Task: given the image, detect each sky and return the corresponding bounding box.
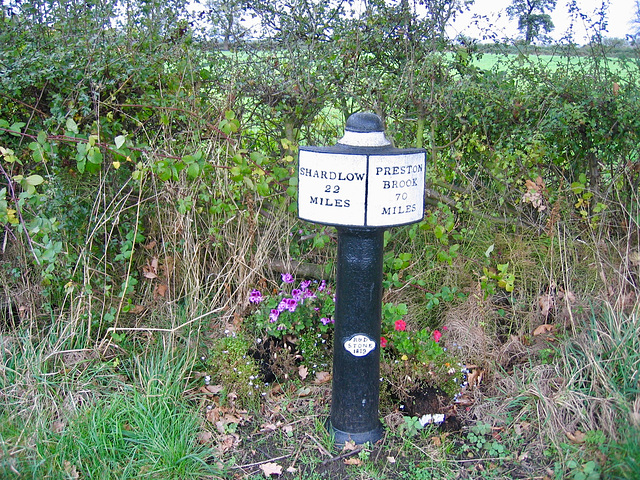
[447,0,638,43]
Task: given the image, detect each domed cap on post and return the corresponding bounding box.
[338,112,392,147]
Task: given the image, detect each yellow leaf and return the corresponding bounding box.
[7,208,18,224]
[112,161,121,169]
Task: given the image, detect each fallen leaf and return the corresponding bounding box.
[260,423,278,432]
[297,386,312,397]
[343,457,362,466]
[204,385,224,395]
[52,420,65,433]
[130,304,146,314]
[466,365,484,389]
[298,365,308,380]
[566,430,586,444]
[217,433,240,454]
[259,462,283,476]
[154,283,168,298]
[143,240,157,250]
[539,293,555,318]
[342,440,357,451]
[63,461,79,479]
[313,371,331,385]
[387,456,396,463]
[533,324,555,336]
[282,425,294,436]
[430,436,442,447]
[197,430,213,444]
[286,466,297,473]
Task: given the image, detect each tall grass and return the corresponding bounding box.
[0,328,220,479]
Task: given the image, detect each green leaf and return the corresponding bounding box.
[37,130,48,145]
[87,146,103,165]
[187,162,200,179]
[570,182,584,195]
[114,135,126,149]
[26,175,44,186]
[9,122,25,136]
[66,117,79,134]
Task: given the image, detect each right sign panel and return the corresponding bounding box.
[366,152,426,227]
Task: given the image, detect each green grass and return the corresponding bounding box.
[0,333,220,479]
[2,304,639,479]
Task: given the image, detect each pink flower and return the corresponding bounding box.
[394,319,406,331]
[380,337,387,348]
[433,330,442,343]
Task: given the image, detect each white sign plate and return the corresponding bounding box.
[366,153,425,227]
[344,334,376,357]
[298,150,367,226]
[298,148,425,227]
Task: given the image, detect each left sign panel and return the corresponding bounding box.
[298,149,368,227]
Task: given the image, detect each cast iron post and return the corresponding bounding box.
[297,113,426,445]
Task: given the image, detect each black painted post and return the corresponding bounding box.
[330,226,385,444]
[297,113,426,445]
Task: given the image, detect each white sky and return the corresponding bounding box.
[448,0,638,43]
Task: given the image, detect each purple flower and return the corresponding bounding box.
[249,289,263,304]
[269,309,279,323]
[318,280,326,291]
[291,289,302,301]
[303,289,316,300]
[300,280,311,289]
[285,298,298,312]
[321,317,334,325]
[277,299,288,312]
[281,273,294,284]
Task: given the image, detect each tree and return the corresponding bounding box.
[506,0,557,44]
[204,0,250,49]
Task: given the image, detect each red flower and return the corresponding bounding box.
[433,330,442,343]
[380,337,387,348]
[394,319,406,331]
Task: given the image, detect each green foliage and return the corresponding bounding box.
[462,422,510,458]
[206,333,265,408]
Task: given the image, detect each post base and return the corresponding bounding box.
[327,420,384,446]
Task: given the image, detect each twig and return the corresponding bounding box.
[319,447,363,466]
[230,453,292,470]
[305,432,333,458]
[105,307,223,335]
